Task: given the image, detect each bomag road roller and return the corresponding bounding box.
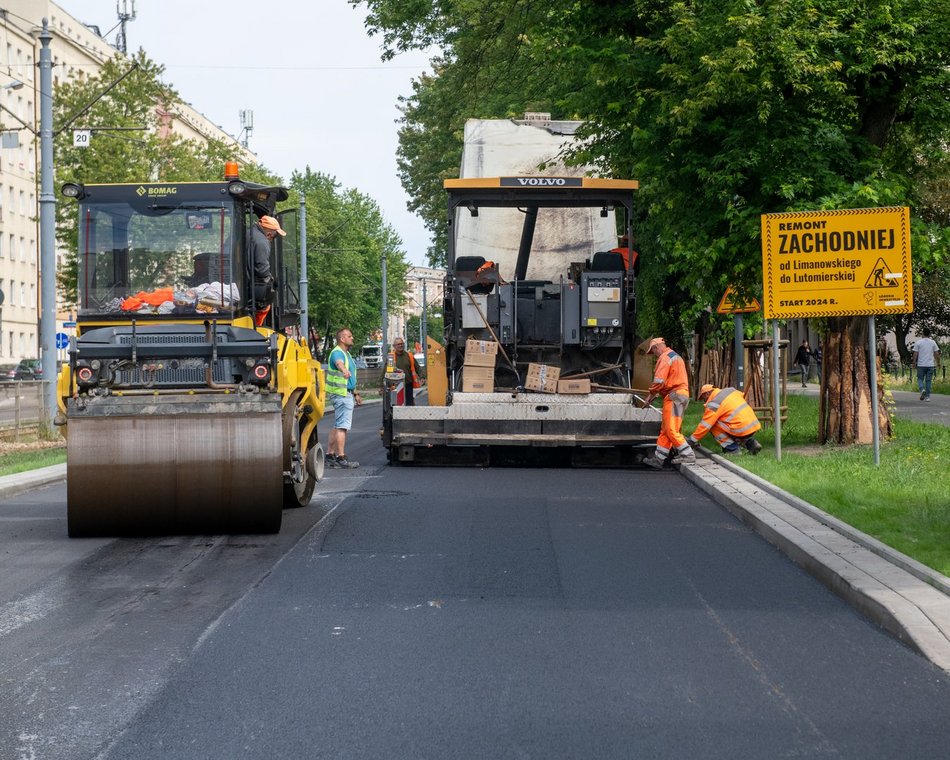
[56,164,325,536]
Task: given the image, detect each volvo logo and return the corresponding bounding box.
[500,177,583,187]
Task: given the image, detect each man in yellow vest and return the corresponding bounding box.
[325,327,362,469]
[687,384,763,455]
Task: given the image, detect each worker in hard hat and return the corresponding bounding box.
[687,384,763,455]
[251,215,285,326]
[641,337,695,468]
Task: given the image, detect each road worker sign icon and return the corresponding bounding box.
[760,206,913,319]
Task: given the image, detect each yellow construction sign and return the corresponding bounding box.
[717,285,760,314]
[760,207,913,319]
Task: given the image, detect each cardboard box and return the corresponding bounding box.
[525,363,560,394]
[461,365,495,393]
[557,378,591,395]
[464,338,498,368]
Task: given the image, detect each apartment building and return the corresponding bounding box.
[391,266,445,348]
[0,1,253,362]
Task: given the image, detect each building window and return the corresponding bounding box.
[29,239,34,265]
[30,283,35,308]
[9,280,15,306]
[19,237,25,262]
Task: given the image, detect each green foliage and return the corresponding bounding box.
[290,168,410,354]
[355,0,950,350]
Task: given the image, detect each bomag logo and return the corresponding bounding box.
[135,185,178,197]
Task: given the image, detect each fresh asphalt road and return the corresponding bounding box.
[1,405,949,759]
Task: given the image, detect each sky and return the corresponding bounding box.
[54,0,435,265]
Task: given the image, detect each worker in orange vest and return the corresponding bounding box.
[391,337,423,406]
[641,337,695,468]
[687,384,763,455]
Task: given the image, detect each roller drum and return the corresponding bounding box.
[67,397,284,536]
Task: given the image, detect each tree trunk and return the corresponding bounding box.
[819,317,892,444]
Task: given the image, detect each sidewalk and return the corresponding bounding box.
[788,382,950,426]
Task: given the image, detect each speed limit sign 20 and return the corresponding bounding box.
[73,129,91,148]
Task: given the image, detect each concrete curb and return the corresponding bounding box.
[0,463,66,500]
[680,447,950,673]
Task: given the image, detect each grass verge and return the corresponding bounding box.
[684,394,950,576]
[0,439,66,477]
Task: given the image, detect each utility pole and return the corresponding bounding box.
[299,199,308,339]
[38,19,55,436]
[421,278,427,348]
[381,249,388,351]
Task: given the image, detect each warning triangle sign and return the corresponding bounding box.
[717,285,761,314]
[865,258,899,288]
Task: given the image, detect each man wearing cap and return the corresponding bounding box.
[641,337,695,468]
[687,385,763,455]
[250,215,284,324]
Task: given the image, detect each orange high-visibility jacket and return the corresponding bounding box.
[649,349,689,396]
[691,386,762,441]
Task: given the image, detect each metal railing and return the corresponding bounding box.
[0,381,47,441]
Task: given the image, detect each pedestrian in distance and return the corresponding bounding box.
[640,337,695,469]
[794,339,813,387]
[911,328,941,402]
[391,338,423,406]
[326,327,362,468]
[687,384,763,455]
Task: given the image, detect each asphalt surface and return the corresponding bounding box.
[0,393,948,758]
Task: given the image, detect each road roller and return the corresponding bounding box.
[56,164,325,536]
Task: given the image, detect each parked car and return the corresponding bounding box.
[0,363,17,382]
[14,358,42,380]
[354,356,368,369]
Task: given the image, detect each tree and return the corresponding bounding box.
[356,0,950,444]
[290,168,410,355]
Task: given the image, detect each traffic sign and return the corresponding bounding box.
[55,332,69,350]
[717,285,760,314]
[761,206,913,319]
[73,129,91,148]
[63,321,77,328]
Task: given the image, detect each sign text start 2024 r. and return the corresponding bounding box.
[760,207,913,319]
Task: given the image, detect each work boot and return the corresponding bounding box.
[745,439,763,455]
[335,456,360,469]
[326,454,340,468]
[721,445,741,455]
[641,454,664,470]
[671,448,696,465]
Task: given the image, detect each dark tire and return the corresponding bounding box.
[283,396,316,508]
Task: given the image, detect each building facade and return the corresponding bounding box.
[391,266,445,349]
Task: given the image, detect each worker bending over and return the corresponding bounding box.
[687,384,763,455]
[642,337,695,468]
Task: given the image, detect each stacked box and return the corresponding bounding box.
[525,363,560,394]
[557,378,591,394]
[461,365,495,392]
[464,338,499,367]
